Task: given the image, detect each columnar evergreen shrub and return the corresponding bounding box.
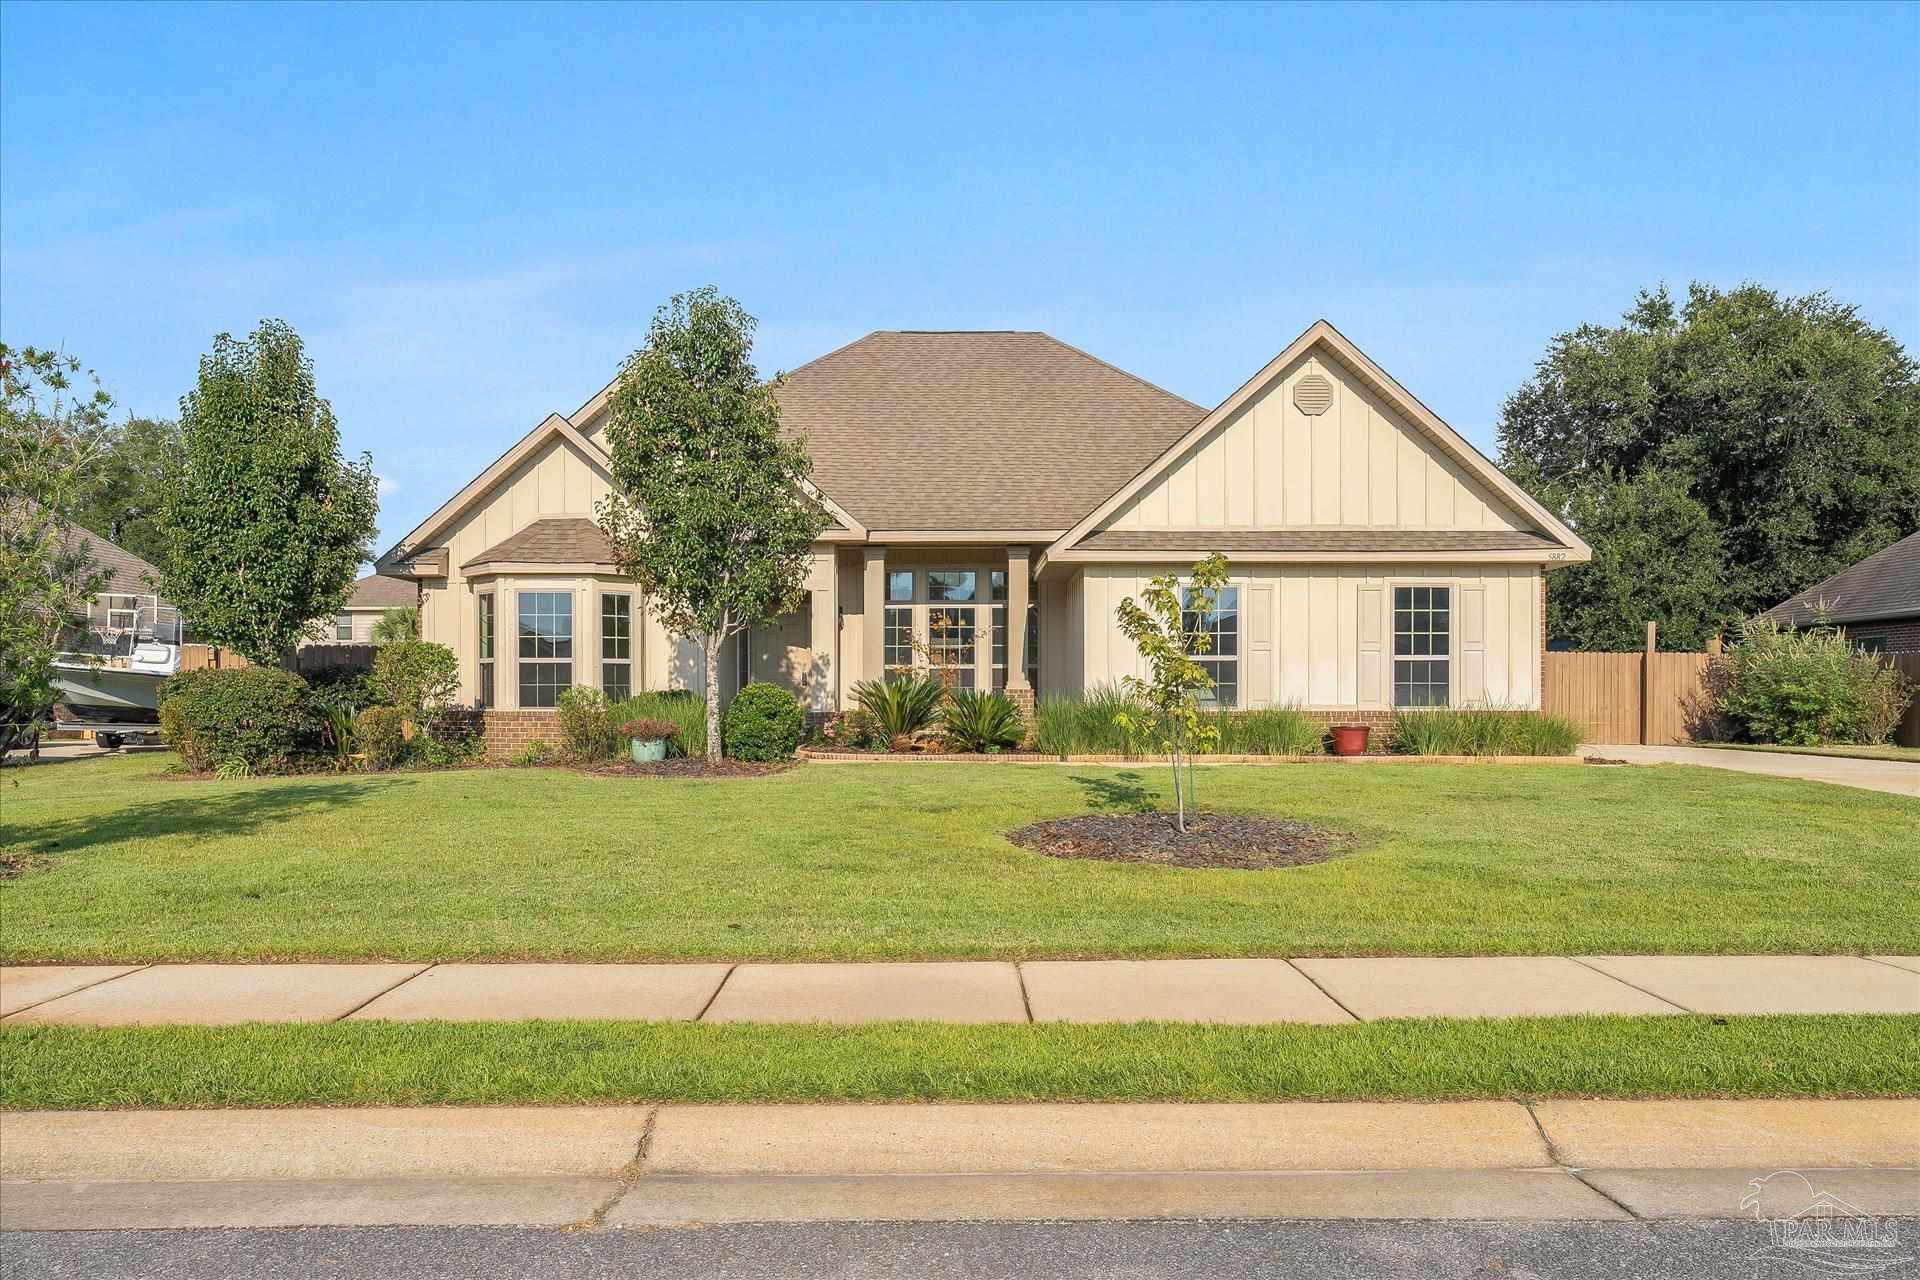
[368,640,459,726]
[724,681,804,761]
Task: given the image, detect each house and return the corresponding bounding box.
[303,573,419,646]
[375,320,1590,749]
[59,524,178,647]
[1759,531,1920,654]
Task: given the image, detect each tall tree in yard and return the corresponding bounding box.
[1500,283,1920,646]
[598,289,828,760]
[157,320,379,665]
[0,345,115,754]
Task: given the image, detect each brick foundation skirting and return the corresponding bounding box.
[479,709,560,761]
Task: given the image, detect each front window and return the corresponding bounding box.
[601,593,632,700]
[927,606,976,689]
[884,606,915,673]
[990,572,1008,690]
[476,594,495,709]
[517,591,572,707]
[335,613,354,642]
[1182,585,1239,709]
[927,570,976,602]
[886,570,914,603]
[1393,585,1451,707]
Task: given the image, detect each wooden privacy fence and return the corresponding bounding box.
[177,644,378,674]
[1544,649,1712,746]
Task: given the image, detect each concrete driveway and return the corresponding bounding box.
[1579,744,1920,797]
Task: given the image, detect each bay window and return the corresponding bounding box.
[601,593,631,700]
[517,590,572,707]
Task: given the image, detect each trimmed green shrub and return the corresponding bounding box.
[940,689,1025,752]
[724,681,805,761]
[512,739,553,766]
[157,667,312,773]
[555,687,619,761]
[610,691,706,757]
[851,673,945,740]
[1712,619,1914,745]
[368,640,459,724]
[304,664,376,719]
[354,706,406,770]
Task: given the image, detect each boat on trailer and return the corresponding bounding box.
[51,597,184,748]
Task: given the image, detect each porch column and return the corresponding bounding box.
[1005,546,1031,691]
[862,545,887,684]
[807,549,837,711]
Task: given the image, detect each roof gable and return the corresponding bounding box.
[1043,321,1591,568]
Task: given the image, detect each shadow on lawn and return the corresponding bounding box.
[1069,772,1159,814]
[7,777,419,860]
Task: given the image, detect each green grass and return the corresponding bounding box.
[3,1016,1912,1109]
[1705,742,1920,764]
[3,751,1916,960]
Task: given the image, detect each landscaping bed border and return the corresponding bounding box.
[797,749,1587,766]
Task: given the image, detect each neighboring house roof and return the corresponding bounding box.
[462,517,617,570]
[61,524,161,597]
[1077,529,1562,554]
[1760,531,1920,627]
[345,574,418,611]
[771,331,1207,533]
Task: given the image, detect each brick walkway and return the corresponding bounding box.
[4,955,1915,1025]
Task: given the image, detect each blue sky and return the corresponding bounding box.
[4,1,1915,553]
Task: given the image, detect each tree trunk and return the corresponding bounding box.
[1171,720,1185,834]
[704,628,723,762]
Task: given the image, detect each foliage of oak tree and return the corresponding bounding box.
[0,345,115,753]
[597,289,828,760]
[1500,283,1920,647]
[72,416,181,567]
[1113,551,1230,833]
[156,320,379,666]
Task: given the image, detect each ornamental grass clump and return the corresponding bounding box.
[1032,683,1157,755]
[1388,706,1581,756]
[1212,705,1323,755]
[611,691,707,757]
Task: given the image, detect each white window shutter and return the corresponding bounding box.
[1459,584,1486,706]
[1247,582,1274,708]
[1357,584,1384,708]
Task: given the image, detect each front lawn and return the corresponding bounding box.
[2,752,1915,960]
[4,1015,1914,1108]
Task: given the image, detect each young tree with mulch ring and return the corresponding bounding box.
[1113,551,1230,834]
[597,289,828,761]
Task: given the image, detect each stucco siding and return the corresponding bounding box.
[1101,353,1529,533]
[1071,562,1541,710]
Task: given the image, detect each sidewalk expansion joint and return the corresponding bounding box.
[571,1106,658,1231]
[0,963,154,1021]
[1014,963,1035,1023]
[693,965,738,1022]
[1283,958,1363,1022]
[1564,956,1693,1013]
[1522,1099,1642,1221]
[331,963,436,1022]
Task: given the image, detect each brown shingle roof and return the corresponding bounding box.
[462,518,616,569]
[775,331,1206,531]
[60,524,162,597]
[345,574,418,610]
[1760,531,1920,627]
[1078,529,1561,554]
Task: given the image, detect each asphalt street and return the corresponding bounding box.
[10,1218,1915,1280]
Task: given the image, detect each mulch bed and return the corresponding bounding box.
[585,757,792,780]
[1007,812,1356,870]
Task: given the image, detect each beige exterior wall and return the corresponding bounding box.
[1068,562,1542,710]
[1101,352,1527,533]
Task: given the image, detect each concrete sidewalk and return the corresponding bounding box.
[4,955,1916,1026]
[3,1099,1915,1230]
[1581,743,1920,796]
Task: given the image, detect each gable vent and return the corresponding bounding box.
[1293,373,1334,416]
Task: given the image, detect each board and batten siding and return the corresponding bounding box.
[1101,354,1527,532]
[417,430,705,707]
[1071,564,1542,710]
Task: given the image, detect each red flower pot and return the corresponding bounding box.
[1330,723,1371,756]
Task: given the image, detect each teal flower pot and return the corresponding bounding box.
[629,736,668,763]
